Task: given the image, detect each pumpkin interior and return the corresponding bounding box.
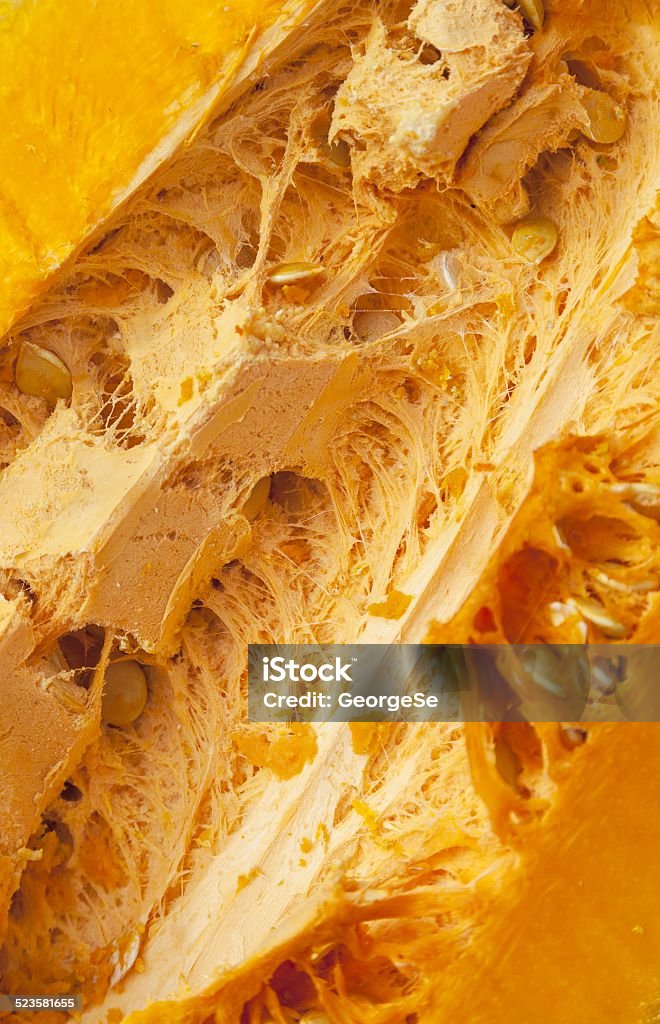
[0,0,658,1020]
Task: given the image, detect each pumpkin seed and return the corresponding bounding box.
[580,91,626,144]
[570,597,627,637]
[266,261,324,285]
[517,0,544,30]
[102,660,148,726]
[511,217,557,264]
[15,341,72,407]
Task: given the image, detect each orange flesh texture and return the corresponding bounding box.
[427,723,660,1023]
[0,0,658,1019]
[0,0,305,337]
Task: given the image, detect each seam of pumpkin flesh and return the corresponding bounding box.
[0,0,658,1019]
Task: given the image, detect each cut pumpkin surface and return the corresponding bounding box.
[0,0,658,1021]
[0,0,319,336]
[119,722,660,1024]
